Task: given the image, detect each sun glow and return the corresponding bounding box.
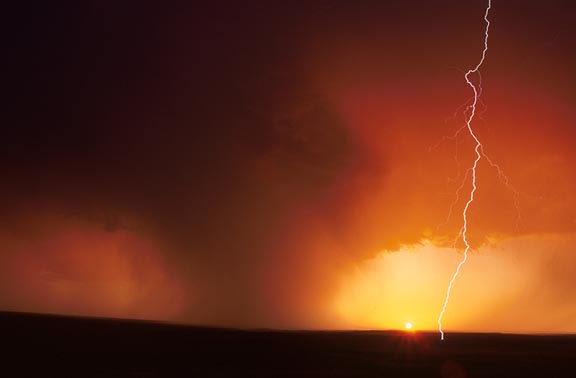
[332,239,555,333]
[405,322,413,330]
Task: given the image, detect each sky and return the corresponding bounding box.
[3,0,576,333]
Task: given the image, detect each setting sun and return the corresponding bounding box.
[405,322,413,330]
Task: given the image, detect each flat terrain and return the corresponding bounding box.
[2,311,575,377]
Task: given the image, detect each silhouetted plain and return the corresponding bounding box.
[2,312,575,377]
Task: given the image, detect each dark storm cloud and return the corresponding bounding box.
[4,2,349,224]
[1,0,501,231]
[3,0,360,325]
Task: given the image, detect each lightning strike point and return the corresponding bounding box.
[437,0,492,341]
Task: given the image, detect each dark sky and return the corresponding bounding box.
[2,1,576,331]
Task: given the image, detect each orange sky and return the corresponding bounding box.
[2,1,575,333]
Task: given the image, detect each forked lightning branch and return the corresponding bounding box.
[437,0,492,341]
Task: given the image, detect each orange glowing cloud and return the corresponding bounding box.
[0,216,187,320]
[267,19,576,332]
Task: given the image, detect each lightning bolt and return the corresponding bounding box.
[437,0,492,341]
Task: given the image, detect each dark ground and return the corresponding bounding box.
[1,311,575,377]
